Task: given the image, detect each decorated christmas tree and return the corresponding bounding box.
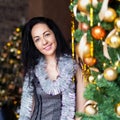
[70,0,120,119]
[0,27,23,118]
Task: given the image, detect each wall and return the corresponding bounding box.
[0,0,72,48]
[28,0,72,41]
[0,0,28,48]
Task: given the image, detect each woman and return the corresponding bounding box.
[19,17,85,120]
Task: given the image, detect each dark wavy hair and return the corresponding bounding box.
[21,17,71,74]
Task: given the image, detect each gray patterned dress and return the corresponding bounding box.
[19,55,77,120]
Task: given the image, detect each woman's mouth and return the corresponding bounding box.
[44,44,52,50]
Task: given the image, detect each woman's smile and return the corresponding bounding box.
[43,44,52,51]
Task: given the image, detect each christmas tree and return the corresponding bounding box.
[70,0,120,119]
[0,27,23,118]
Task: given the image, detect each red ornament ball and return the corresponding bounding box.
[78,22,89,32]
[91,26,106,40]
[83,57,97,66]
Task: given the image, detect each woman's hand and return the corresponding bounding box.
[75,117,81,120]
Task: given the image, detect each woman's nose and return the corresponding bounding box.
[42,38,47,45]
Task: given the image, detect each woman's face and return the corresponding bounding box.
[31,23,57,57]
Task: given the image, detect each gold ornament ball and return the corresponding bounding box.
[115,103,120,116]
[114,18,120,32]
[9,59,14,64]
[104,67,118,81]
[104,8,117,22]
[2,53,8,58]
[16,27,20,32]
[106,34,120,48]
[83,43,91,58]
[17,50,21,55]
[77,0,91,13]
[84,100,97,115]
[7,42,11,47]
[91,26,106,40]
[85,105,97,115]
[88,75,95,83]
[8,83,15,90]
[75,42,91,58]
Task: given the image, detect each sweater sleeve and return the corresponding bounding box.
[61,80,75,120]
[19,75,34,120]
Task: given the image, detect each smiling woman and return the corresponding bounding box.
[18,17,85,120]
[31,23,57,57]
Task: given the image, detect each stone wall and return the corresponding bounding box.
[0,0,28,48]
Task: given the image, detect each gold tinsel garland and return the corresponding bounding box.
[70,0,75,59]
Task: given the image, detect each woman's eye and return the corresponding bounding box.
[34,38,40,42]
[44,33,51,37]
[44,32,51,37]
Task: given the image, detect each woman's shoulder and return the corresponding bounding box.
[60,54,79,72]
[63,54,78,65]
[61,54,74,62]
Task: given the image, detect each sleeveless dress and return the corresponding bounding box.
[19,55,77,120]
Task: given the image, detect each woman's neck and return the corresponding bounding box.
[45,55,57,66]
[45,55,59,81]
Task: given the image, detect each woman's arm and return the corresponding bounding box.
[75,66,86,119]
[19,75,34,120]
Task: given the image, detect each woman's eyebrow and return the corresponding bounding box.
[33,36,39,39]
